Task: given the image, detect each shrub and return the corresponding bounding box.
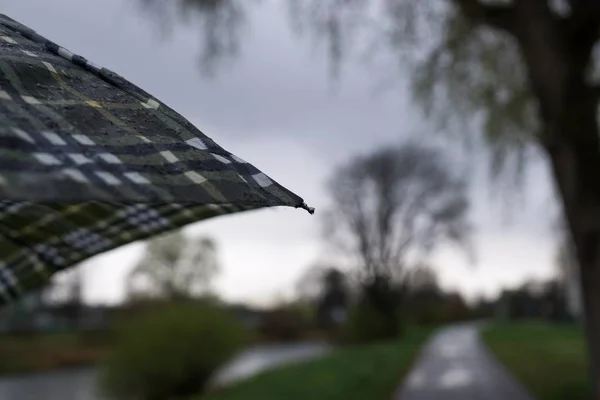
[258,306,310,342]
[344,301,401,344]
[100,302,248,400]
[343,280,403,344]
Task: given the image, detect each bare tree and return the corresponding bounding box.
[326,141,470,336]
[295,264,328,304]
[295,264,351,328]
[327,142,470,280]
[127,230,220,301]
[406,263,440,294]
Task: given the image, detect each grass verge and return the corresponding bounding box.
[200,327,433,400]
[482,322,590,400]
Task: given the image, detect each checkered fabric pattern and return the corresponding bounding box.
[0,14,313,304]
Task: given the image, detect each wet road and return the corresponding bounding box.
[0,368,102,400]
[395,324,535,400]
[211,341,331,387]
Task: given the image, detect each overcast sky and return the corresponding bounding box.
[1,0,561,306]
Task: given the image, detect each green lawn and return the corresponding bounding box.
[483,322,591,400]
[200,328,433,400]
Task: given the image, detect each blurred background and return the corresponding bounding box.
[0,1,588,400]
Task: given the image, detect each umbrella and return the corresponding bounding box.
[0,14,313,304]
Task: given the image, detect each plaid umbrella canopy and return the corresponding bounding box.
[0,14,313,304]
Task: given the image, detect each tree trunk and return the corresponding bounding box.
[509,2,600,395]
[579,250,600,399]
[362,275,403,339]
[545,94,600,399]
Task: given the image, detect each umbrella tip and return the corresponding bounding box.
[297,202,315,215]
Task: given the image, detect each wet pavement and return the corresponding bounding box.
[0,368,102,400]
[211,341,332,387]
[395,324,535,400]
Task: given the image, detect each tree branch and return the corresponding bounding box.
[452,0,517,35]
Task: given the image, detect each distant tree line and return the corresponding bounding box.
[495,279,573,323]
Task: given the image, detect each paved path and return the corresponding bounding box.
[395,323,535,400]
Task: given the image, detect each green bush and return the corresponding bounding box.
[259,306,311,342]
[343,280,403,344]
[100,302,248,400]
[344,302,401,344]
